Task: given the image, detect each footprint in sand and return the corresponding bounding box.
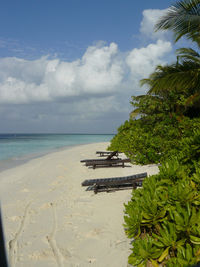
[21,188,30,192]
[49,181,62,192]
[39,202,52,210]
[8,215,21,222]
[46,203,71,266]
[9,202,31,267]
[87,258,96,263]
[29,249,53,260]
[84,228,104,238]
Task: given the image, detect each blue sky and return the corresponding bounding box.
[0,0,172,59]
[0,0,185,133]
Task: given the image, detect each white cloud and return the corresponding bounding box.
[0,43,125,104]
[0,39,172,104]
[78,43,123,93]
[0,7,176,132]
[126,39,172,78]
[140,9,169,40]
[0,7,176,134]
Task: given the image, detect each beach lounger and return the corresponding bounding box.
[96,151,121,157]
[80,157,122,163]
[80,151,120,163]
[85,158,131,169]
[82,172,147,193]
[106,151,120,160]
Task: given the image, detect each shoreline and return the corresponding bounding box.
[0,141,107,173]
[0,142,159,267]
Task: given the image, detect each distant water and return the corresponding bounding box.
[0,133,113,171]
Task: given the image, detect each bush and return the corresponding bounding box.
[108,117,200,165]
[124,132,200,266]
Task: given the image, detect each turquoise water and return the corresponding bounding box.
[0,134,113,161]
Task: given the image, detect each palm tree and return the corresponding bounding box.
[129,0,200,142]
[130,47,200,120]
[137,0,200,118]
[144,48,200,93]
[155,0,200,46]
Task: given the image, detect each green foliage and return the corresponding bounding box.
[121,125,200,266]
[128,236,163,266]
[123,127,200,266]
[155,0,200,45]
[178,129,200,173]
[167,243,200,267]
[109,44,200,165]
[124,159,200,266]
[114,1,200,265]
[109,115,200,164]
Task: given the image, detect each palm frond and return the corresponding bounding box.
[145,61,200,95]
[176,47,200,58]
[155,0,200,44]
[176,47,200,63]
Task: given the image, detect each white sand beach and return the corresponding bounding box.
[0,142,159,267]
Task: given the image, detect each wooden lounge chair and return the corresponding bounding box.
[80,151,120,163]
[82,172,147,193]
[96,151,121,157]
[85,158,131,169]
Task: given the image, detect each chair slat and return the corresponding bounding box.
[82,172,147,186]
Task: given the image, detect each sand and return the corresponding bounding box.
[0,142,159,267]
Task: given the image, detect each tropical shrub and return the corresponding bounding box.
[123,128,200,266]
[124,154,200,266]
[108,114,200,165]
[112,1,200,265]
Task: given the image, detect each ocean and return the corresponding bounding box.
[0,133,114,172]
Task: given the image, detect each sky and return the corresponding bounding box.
[0,0,189,133]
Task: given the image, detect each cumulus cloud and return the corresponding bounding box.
[0,43,125,103]
[0,7,175,132]
[0,39,172,104]
[140,9,170,40]
[126,39,172,78]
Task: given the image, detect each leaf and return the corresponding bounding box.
[195,248,200,257]
[191,180,196,189]
[154,241,165,248]
[158,247,170,262]
[151,259,159,267]
[186,244,193,261]
[176,239,186,247]
[190,235,200,244]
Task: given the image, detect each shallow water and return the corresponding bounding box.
[0,133,113,172]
